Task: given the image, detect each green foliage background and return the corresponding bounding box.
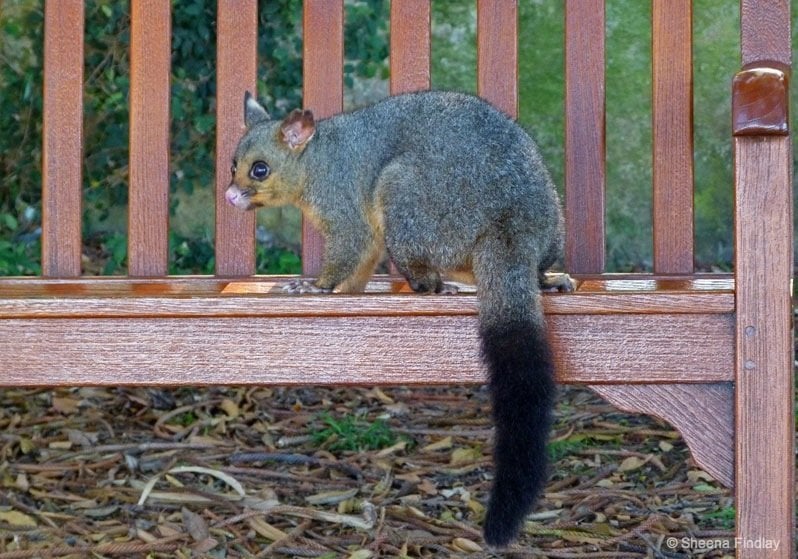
[0,0,794,275]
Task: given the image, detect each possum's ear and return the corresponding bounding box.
[280,109,316,150]
[244,92,270,128]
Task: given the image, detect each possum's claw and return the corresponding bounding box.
[282,279,333,294]
[540,273,576,292]
[439,282,460,295]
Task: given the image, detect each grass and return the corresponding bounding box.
[703,506,735,529]
[311,412,401,452]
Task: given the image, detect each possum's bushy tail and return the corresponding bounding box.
[478,269,555,548]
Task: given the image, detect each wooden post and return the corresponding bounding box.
[733,2,793,555]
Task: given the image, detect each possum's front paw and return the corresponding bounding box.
[282,280,333,294]
[541,273,576,292]
[438,282,460,295]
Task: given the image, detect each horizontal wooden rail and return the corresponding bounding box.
[0,276,734,386]
[0,277,734,318]
[0,313,733,386]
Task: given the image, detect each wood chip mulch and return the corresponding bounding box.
[0,383,787,558]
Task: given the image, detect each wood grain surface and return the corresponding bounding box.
[0,276,734,318]
[42,1,84,278]
[215,0,258,276]
[652,0,694,273]
[389,0,431,95]
[128,0,171,276]
[734,135,794,557]
[734,3,794,553]
[0,311,731,386]
[740,0,791,67]
[591,383,733,487]
[301,0,344,276]
[476,0,517,118]
[564,2,605,274]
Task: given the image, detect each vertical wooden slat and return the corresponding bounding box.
[389,0,431,95]
[564,2,605,274]
[42,1,84,277]
[215,1,257,276]
[128,0,171,277]
[740,0,791,68]
[476,0,517,118]
[735,3,793,555]
[301,0,344,276]
[652,0,693,274]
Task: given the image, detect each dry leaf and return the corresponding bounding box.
[192,537,219,553]
[0,510,36,527]
[417,479,438,496]
[18,437,34,454]
[366,387,394,404]
[248,516,288,541]
[421,436,452,453]
[450,446,481,465]
[375,439,407,457]
[219,398,240,419]
[67,429,99,447]
[168,466,246,496]
[618,455,648,472]
[15,473,29,491]
[687,470,715,483]
[452,537,482,552]
[182,507,209,542]
[305,488,359,505]
[51,396,80,414]
[467,499,485,515]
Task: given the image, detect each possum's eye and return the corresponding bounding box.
[230,160,237,177]
[249,161,270,181]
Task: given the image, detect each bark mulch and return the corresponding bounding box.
[0,383,783,558]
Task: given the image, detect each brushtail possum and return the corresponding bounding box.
[227,90,572,547]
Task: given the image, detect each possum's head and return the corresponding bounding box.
[226,92,316,210]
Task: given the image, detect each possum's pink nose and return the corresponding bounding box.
[225,185,254,211]
[225,186,240,206]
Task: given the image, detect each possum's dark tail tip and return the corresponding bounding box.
[483,506,525,549]
[479,317,556,548]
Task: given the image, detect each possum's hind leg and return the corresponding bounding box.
[377,158,459,295]
[389,258,448,294]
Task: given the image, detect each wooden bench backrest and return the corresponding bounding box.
[40,1,789,279]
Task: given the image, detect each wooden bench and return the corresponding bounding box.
[1,1,793,555]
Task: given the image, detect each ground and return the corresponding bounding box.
[2,378,778,559]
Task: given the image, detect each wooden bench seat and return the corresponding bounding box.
[0,275,734,385]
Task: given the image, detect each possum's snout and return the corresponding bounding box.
[225,184,254,211]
